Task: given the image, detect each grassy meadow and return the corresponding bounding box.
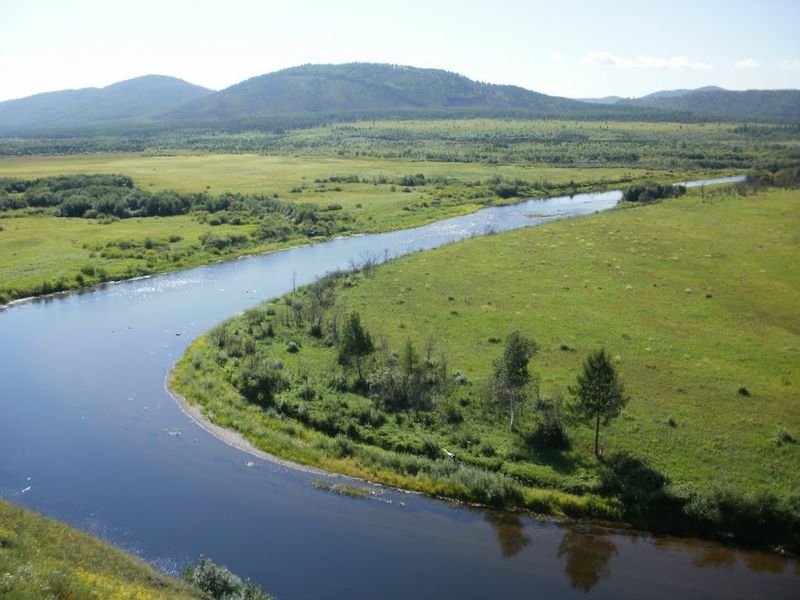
[0,149,722,304]
[173,184,800,548]
[0,499,205,600]
[3,118,798,169]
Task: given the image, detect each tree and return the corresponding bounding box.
[338,312,374,381]
[570,348,628,458]
[491,331,537,430]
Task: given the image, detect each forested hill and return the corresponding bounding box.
[0,75,212,131]
[165,63,598,120]
[1,64,799,134]
[624,88,800,120]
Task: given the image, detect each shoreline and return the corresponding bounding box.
[165,367,337,478]
[165,364,800,559]
[0,171,736,310]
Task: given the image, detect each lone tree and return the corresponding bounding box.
[338,312,374,381]
[570,348,628,458]
[491,331,538,430]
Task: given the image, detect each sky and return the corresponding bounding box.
[1,0,799,102]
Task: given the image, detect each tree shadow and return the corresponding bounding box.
[485,511,531,558]
[598,452,680,526]
[511,432,597,477]
[557,528,619,592]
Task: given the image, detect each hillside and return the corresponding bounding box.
[625,88,800,119]
[1,64,798,134]
[0,498,205,599]
[165,63,598,120]
[0,75,212,131]
[639,85,726,100]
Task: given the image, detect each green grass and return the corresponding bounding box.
[0,498,206,599]
[0,150,725,303]
[4,118,798,169]
[173,185,800,548]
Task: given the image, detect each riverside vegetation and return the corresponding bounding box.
[0,154,723,305]
[3,115,798,304]
[172,177,800,551]
[0,498,272,599]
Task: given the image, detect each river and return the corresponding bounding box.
[2,175,797,598]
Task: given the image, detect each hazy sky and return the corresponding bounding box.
[1,0,799,102]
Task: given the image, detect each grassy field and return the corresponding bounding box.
[0,499,205,600]
[0,152,695,207]
[3,118,798,170]
[173,184,800,548]
[0,151,722,304]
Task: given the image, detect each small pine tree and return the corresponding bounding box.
[570,348,628,458]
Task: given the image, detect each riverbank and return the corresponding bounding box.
[0,498,204,599]
[0,150,731,306]
[170,184,800,552]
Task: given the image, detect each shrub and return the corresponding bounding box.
[529,394,571,450]
[183,557,240,598]
[183,556,273,600]
[235,354,288,407]
[775,427,795,445]
[622,183,686,203]
[452,370,470,385]
[286,341,300,353]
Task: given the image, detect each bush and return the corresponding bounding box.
[452,370,470,385]
[775,427,795,445]
[183,556,273,600]
[529,394,571,449]
[183,557,240,598]
[622,183,686,203]
[235,354,288,407]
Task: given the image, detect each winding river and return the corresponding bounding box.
[2,175,797,598]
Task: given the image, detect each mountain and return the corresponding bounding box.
[638,86,726,100]
[2,65,798,133]
[0,75,212,131]
[625,88,800,119]
[578,87,726,105]
[165,63,595,121]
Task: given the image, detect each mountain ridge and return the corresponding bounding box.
[1,63,798,133]
[0,75,212,130]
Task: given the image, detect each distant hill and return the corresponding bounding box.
[578,96,625,105]
[1,65,798,133]
[165,63,595,120]
[0,75,212,131]
[625,88,800,119]
[638,86,726,100]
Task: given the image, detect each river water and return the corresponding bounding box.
[2,175,797,598]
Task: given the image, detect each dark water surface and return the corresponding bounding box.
[3,176,797,599]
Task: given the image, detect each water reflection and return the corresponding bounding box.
[652,536,788,573]
[557,528,619,592]
[485,512,531,558]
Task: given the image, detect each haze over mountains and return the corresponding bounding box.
[0,75,212,131]
[1,63,798,133]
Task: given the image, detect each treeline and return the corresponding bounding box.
[1,118,798,172]
[0,175,353,238]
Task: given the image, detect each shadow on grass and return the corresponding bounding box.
[599,452,800,552]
